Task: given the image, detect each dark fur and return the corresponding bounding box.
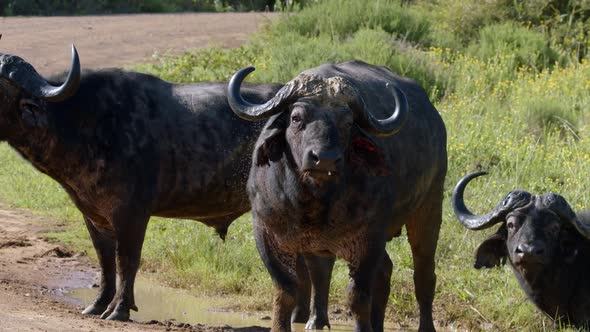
[0,67,281,320]
[475,206,590,328]
[244,61,447,332]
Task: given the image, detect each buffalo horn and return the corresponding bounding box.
[350,83,409,137]
[227,66,297,121]
[7,45,80,102]
[452,171,533,230]
[542,193,590,239]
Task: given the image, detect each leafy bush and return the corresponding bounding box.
[467,22,563,71]
[274,0,432,45]
[421,0,511,47]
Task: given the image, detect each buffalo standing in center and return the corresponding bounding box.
[452,171,590,328]
[0,46,288,321]
[227,60,448,332]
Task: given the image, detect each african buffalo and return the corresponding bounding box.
[0,46,285,321]
[452,171,590,328]
[227,60,448,332]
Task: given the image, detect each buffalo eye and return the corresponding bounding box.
[506,215,521,231]
[291,114,302,124]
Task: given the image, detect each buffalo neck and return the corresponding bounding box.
[7,101,93,185]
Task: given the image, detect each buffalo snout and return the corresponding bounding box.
[514,242,546,264]
[302,147,342,174]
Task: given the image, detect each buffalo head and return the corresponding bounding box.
[227,66,408,190]
[0,46,80,137]
[452,172,590,275]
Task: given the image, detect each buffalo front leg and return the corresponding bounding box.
[406,188,443,332]
[304,254,335,330]
[100,210,149,321]
[346,245,385,332]
[254,224,298,332]
[370,253,392,332]
[81,216,116,316]
[291,255,311,324]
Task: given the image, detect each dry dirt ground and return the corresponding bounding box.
[0,12,275,76]
[0,13,275,332]
[0,203,270,332]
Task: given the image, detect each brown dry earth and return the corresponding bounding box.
[0,13,275,332]
[0,203,268,332]
[0,12,275,76]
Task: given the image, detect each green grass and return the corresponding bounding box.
[2,0,590,330]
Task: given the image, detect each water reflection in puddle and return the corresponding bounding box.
[67,278,271,328]
[67,278,411,331]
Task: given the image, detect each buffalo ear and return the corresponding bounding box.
[19,98,48,128]
[349,125,390,176]
[560,228,579,264]
[254,113,286,166]
[474,224,508,269]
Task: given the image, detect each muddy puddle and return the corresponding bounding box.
[67,278,271,328]
[67,278,411,331]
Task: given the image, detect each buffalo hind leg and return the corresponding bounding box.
[291,254,311,324]
[371,253,392,332]
[81,216,116,316]
[254,224,298,332]
[100,209,149,321]
[406,187,443,332]
[304,254,335,330]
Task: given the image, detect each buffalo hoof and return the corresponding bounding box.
[418,324,436,332]
[81,303,108,315]
[102,309,130,321]
[305,315,331,330]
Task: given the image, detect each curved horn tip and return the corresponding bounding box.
[453,171,488,195]
[233,66,256,79]
[393,85,408,107]
[71,44,80,68]
[451,171,499,230]
[361,83,410,137]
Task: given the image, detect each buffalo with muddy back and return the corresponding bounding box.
[452,171,590,329]
[227,60,447,332]
[0,46,284,321]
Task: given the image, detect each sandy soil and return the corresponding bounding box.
[0,12,274,332]
[0,13,275,76]
[0,204,146,332]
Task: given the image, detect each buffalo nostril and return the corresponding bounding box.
[309,151,320,165]
[515,244,544,260]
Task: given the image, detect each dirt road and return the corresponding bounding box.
[0,13,274,332]
[0,203,270,332]
[0,13,275,76]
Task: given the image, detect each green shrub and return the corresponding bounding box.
[422,0,510,46]
[467,22,563,71]
[274,0,432,44]
[137,46,258,83]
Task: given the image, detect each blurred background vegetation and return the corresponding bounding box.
[2,0,590,330]
[0,0,314,15]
